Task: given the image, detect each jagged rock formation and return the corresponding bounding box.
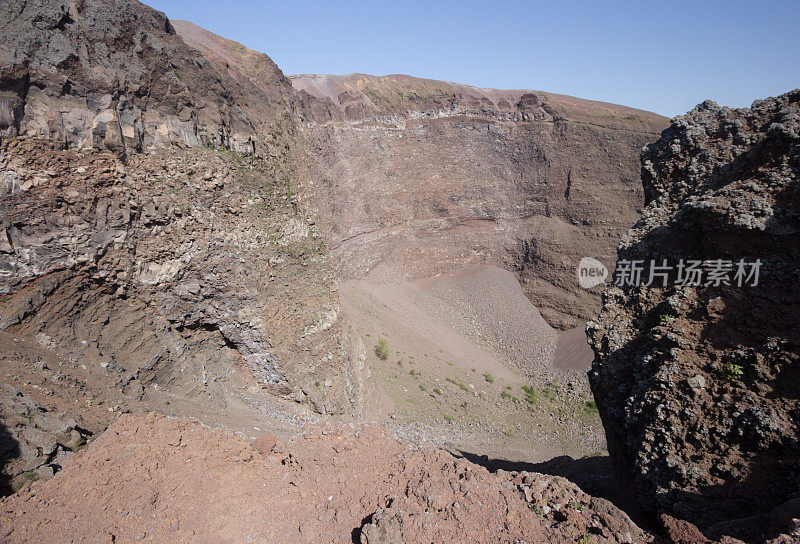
[0,0,290,156]
[0,0,346,422]
[0,138,343,417]
[0,384,90,493]
[291,73,668,328]
[589,90,800,542]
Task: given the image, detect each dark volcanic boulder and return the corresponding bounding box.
[588,90,800,542]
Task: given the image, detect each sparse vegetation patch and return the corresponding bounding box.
[375,338,390,360]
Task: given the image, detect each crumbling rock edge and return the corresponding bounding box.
[589,89,800,543]
[1,413,655,544]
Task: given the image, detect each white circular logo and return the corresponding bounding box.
[577,257,608,289]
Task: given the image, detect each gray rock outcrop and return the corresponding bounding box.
[1,383,90,491]
[0,0,265,154]
[589,90,800,542]
[0,137,344,416]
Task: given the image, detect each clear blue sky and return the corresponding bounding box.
[145,0,799,117]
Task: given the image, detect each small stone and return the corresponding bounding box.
[33,465,55,480]
[687,374,706,392]
[523,487,534,502]
[254,434,277,455]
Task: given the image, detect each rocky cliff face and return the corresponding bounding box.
[0,383,90,492]
[170,20,301,172]
[589,90,800,541]
[292,74,668,328]
[0,0,293,156]
[2,0,670,485]
[0,0,347,422]
[0,137,344,415]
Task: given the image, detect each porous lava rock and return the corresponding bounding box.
[589,90,800,542]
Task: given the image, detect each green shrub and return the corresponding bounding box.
[723,362,744,381]
[446,376,470,392]
[375,338,390,360]
[522,385,536,405]
[542,383,559,400]
[483,372,494,384]
[583,400,598,414]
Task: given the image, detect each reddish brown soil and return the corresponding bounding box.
[0,413,651,544]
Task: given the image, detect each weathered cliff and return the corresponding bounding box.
[0,138,344,414]
[589,90,800,542]
[0,0,349,425]
[0,0,292,156]
[292,73,669,328]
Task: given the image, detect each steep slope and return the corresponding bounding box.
[0,0,273,155]
[170,20,301,173]
[340,266,606,463]
[0,413,655,544]
[292,73,669,329]
[163,22,664,458]
[0,137,344,413]
[589,90,800,542]
[0,0,347,426]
